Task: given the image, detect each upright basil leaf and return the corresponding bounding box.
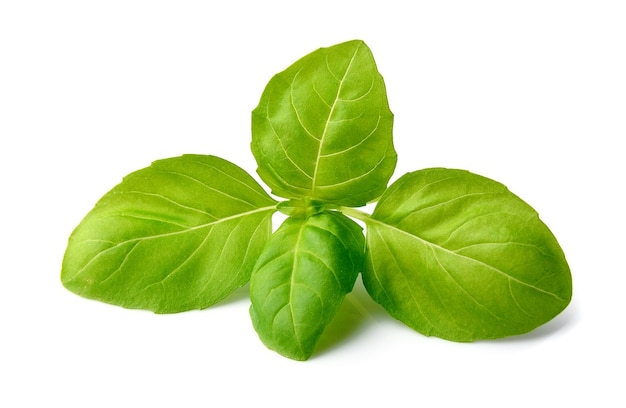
[249,211,365,360]
[362,168,572,341]
[251,39,396,207]
[61,155,277,313]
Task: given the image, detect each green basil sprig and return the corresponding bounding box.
[62,40,572,360]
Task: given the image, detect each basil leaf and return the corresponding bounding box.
[249,211,364,360]
[362,168,572,341]
[251,39,396,207]
[61,155,277,313]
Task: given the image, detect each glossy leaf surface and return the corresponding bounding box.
[61,155,277,313]
[251,39,396,207]
[249,211,364,360]
[363,168,572,341]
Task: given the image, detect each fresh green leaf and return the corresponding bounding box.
[361,168,572,341]
[61,155,277,313]
[251,39,396,207]
[249,211,364,360]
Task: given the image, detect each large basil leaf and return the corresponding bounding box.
[249,211,364,360]
[251,39,396,207]
[61,155,277,313]
[362,168,572,341]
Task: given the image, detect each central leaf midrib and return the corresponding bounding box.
[310,43,361,196]
[289,221,307,353]
[340,206,563,301]
[70,205,277,282]
[372,217,564,300]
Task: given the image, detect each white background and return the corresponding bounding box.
[1,1,624,406]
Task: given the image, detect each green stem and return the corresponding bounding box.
[337,206,374,224]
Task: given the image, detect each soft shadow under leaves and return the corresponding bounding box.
[313,277,387,357]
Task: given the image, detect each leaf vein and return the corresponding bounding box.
[72,206,276,281]
[187,159,275,204]
[123,190,217,220]
[291,67,322,141]
[430,246,506,321]
[370,228,437,331]
[509,280,533,317]
[312,81,333,109]
[315,153,387,189]
[100,241,140,285]
[336,78,375,102]
[289,222,307,348]
[325,55,342,82]
[265,95,314,180]
[369,219,566,301]
[116,213,191,229]
[311,42,362,195]
[155,170,257,208]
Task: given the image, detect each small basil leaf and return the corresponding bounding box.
[249,211,365,360]
[251,39,396,207]
[363,168,572,341]
[61,155,277,313]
